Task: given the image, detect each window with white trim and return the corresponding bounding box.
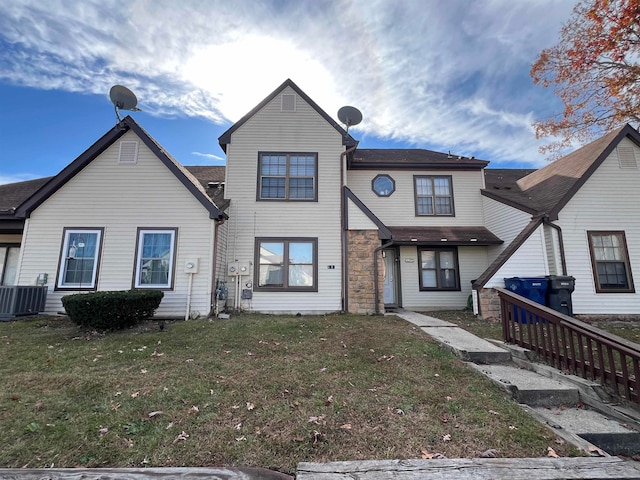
[419,248,460,291]
[134,229,177,289]
[0,244,20,286]
[258,153,317,201]
[587,231,635,293]
[414,176,454,216]
[255,238,317,291]
[57,229,103,290]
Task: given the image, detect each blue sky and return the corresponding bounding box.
[0,0,578,185]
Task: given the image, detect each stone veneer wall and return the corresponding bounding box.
[478,287,501,320]
[347,230,384,314]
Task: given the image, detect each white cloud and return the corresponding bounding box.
[0,0,577,166]
[191,152,224,161]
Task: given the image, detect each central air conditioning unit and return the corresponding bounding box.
[0,286,48,321]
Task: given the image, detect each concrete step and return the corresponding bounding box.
[470,363,580,406]
[530,405,640,456]
[393,311,511,363]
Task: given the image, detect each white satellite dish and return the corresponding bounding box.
[109,85,141,123]
[337,106,363,134]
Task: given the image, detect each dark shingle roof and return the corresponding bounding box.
[351,149,489,170]
[482,125,640,219]
[185,166,229,210]
[0,177,52,212]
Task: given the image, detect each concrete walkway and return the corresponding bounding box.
[393,309,640,458]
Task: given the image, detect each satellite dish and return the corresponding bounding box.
[109,85,141,123]
[337,106,363,134]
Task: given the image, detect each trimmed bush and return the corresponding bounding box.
[61,290,164,330]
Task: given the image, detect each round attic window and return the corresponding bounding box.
[372,174,395,197]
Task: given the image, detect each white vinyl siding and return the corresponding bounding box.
[482,195,532,264]
[558,137,640,314]
[347,197,379,230]
[18,130,217,317]
[483,225,549,288]
[223,86,343,313]
[346,170,485,226]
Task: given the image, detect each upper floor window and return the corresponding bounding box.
[258,153,317,201]
[134,228,177,289]
[587,231,635,293]
[56,228,103,290]
[372,174,395,197]
[414,175,454,216]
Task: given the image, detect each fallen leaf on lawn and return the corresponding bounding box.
[442,434,452,442]
[509,425,518,431]
[122,438,134,448]
[234,422,242,430]
[172,431,189,443]
[480,449,498,458]
[188,406,199,414]
[246,402,255,411]
[312,430,325,444]
[290,401,300,409]
[433,453,447,459]
[340,423,352,430]
[112,402,121,411]
[247,352,254,356]
[150,349,164,357]
[308,415,326,425]
[588,445,606,457]
[320,367,327,372]
[434,373,440,377]
[325,395,334,406]
[98,427,109,436]
[555,438,565,445]
[395,408,405,415]
[114,391,122,397]
[148,411,163,418]
[488,410,499,415]
[440,417,449,423]
[421,450,434,459]
[235,436,246,441]
[34,401,44,411]
[231,405,240,410]
[185,359,194,363]
[166,422,174,430]
[445,396,452,401]
[130,391,139,398]
[547,447,560,458]
[223,350,231,354]
[140,369,148,374]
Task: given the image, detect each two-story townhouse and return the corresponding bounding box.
[219,79,503,314]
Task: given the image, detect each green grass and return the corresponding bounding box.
[0,313,576,474]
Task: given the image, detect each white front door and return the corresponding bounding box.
[383,249,397,305]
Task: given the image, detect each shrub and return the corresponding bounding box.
[61,290,164,330]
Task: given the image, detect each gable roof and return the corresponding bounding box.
[351,149,489,170]
[483,125,640,220]
[217,79,358,152]
[15,116,226,221]
[0,177,52,213]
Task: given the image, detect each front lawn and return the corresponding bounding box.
[0,313,574,474]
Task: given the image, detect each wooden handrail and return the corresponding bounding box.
[495,287,640,405]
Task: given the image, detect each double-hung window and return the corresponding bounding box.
[414,176,454,216]
[57,228,103,290]
[255,238,317,291]
[419,248,460,291]
[258,153,317,201]
[134,229,177,289]
[587,231,635,293]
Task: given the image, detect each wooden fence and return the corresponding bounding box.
[495,287,640,405]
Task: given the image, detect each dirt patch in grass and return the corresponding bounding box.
[0,313,576,474]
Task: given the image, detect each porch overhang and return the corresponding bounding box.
[388,226,502,246]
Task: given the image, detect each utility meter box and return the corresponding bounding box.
[184,258,199,274]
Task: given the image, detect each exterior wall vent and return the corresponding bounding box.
[119,141,139,164]
[617,143,638,169]
[281,94,296,112]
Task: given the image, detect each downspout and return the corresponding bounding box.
[340,144,358,313]
[373,240,395,314]
[543,216,567,275]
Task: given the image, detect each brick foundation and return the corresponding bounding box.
[478,287,501,320]
[347,230,384,314]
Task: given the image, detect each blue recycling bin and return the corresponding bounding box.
[504,277,549,323]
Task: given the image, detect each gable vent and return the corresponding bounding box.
[119,141,139,164]
[281,93,296,112]
[617,143,638,169]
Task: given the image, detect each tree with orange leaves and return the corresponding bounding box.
[531,0,640,158]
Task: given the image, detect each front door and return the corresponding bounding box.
[383,248,399,306]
